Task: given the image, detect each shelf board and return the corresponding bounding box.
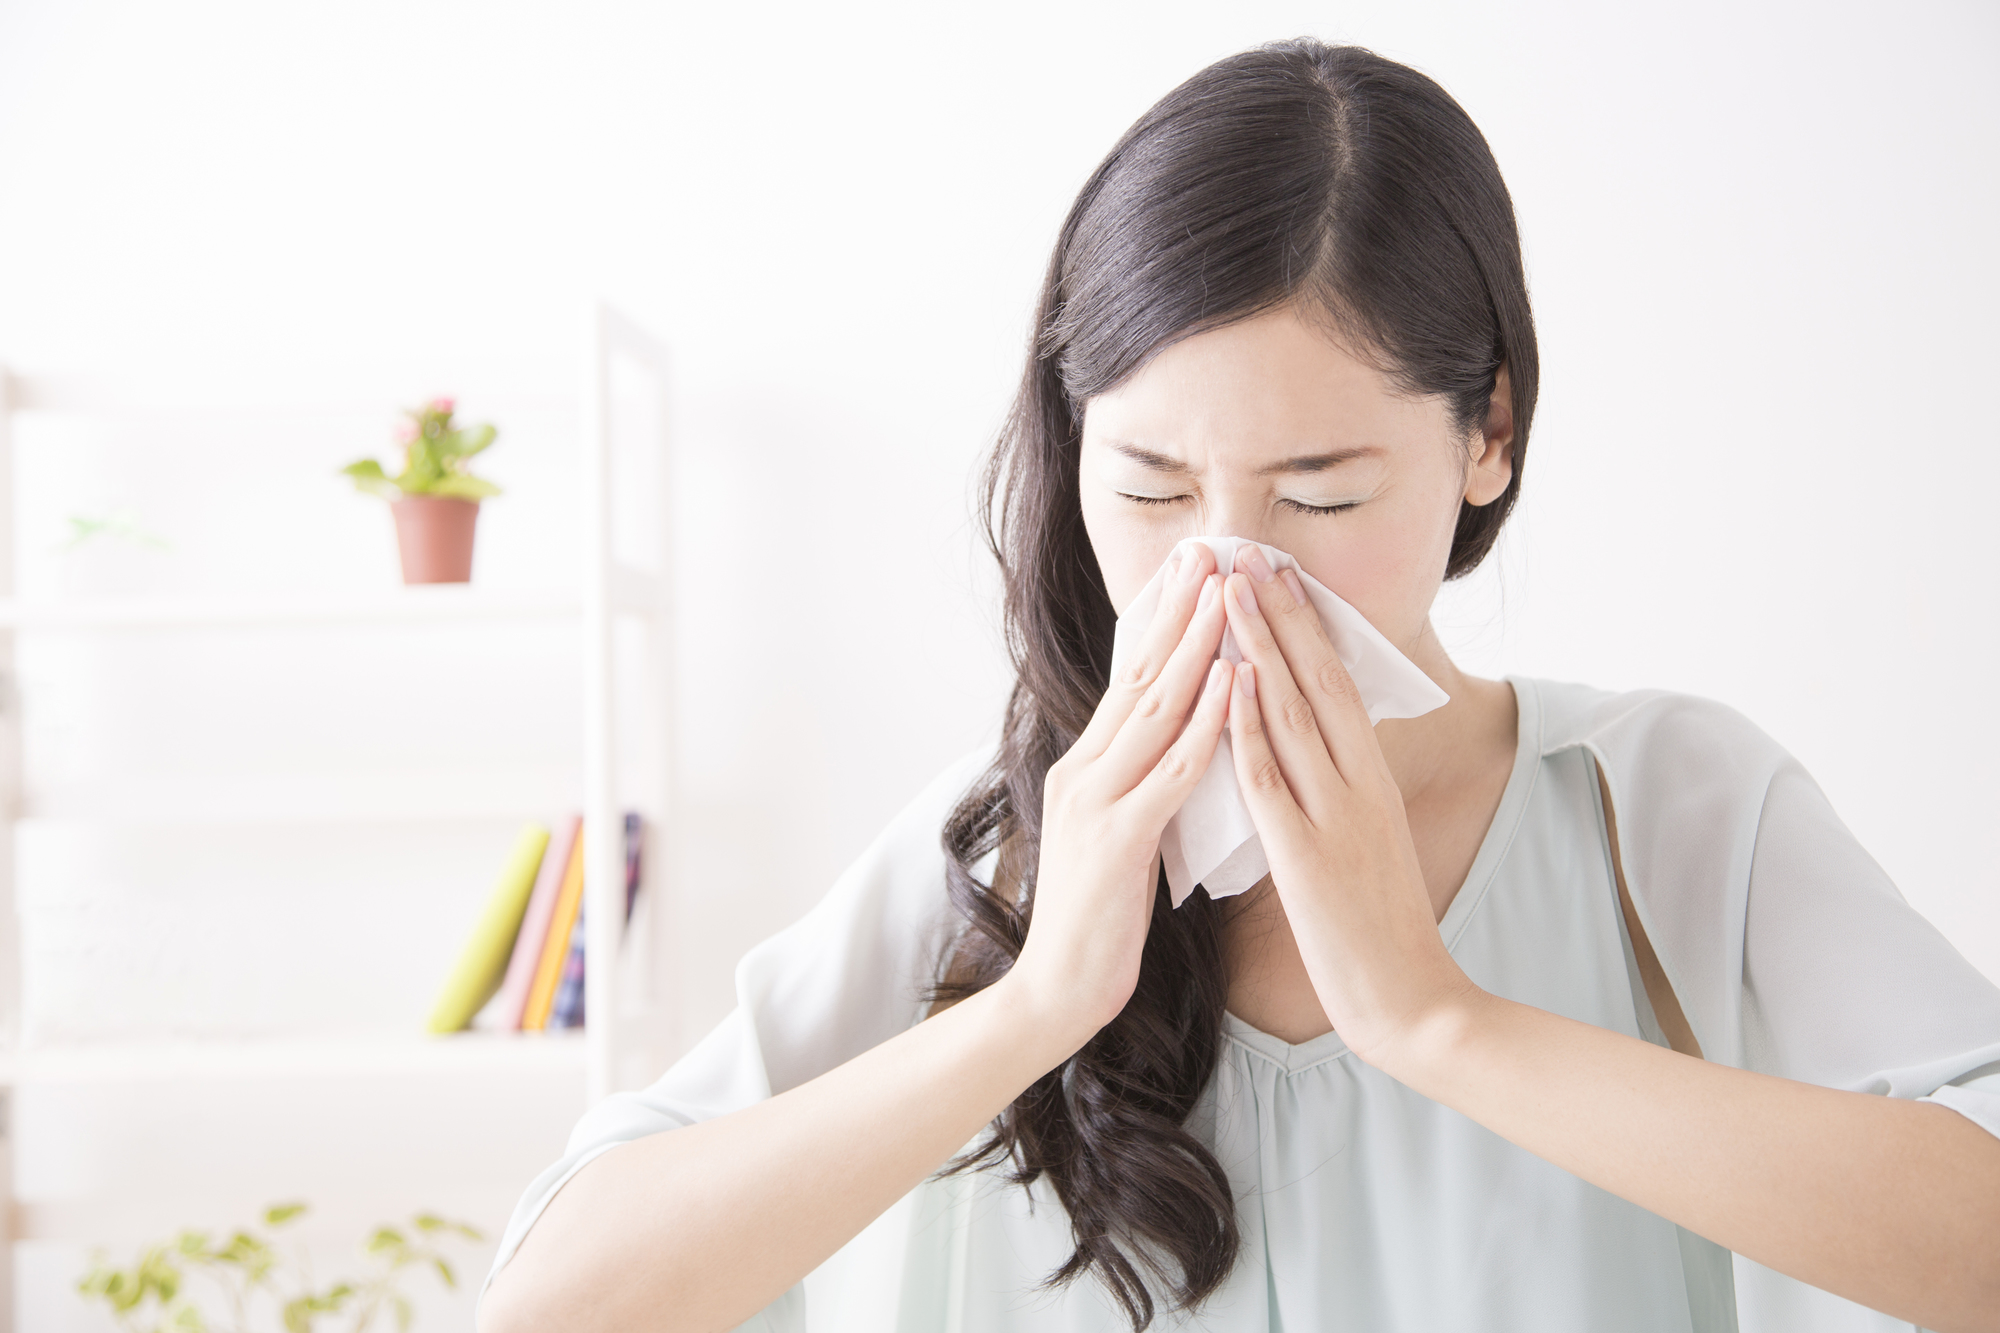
[0,586,586,632]
[0,570,667,633]
[0,1029,588,1085]
[19,763,584,826]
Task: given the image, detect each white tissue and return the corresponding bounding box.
[1109,536,1449,907]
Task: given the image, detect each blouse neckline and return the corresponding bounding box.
[1220,677,1541,1069]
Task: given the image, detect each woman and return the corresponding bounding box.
[478,40,2000,1333]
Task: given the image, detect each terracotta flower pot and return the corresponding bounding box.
[390,496,480,584]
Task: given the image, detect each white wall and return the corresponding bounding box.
[5,0,1994,995]
[1,0,1996,1324]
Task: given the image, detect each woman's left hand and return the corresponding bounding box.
[1218,549,1482,1067]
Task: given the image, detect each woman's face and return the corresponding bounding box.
[1078,303,1513,659]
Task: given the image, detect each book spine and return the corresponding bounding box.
[522,830,586,1031]
[623,811,643,923]
[550,904,587,1029]
[423,822,551,1035]
[497,813,581,1031]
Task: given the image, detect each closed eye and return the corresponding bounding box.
[1121,493,1362,515]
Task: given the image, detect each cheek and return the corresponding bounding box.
[1294,478,1461,647]
[1079,487,1182,614]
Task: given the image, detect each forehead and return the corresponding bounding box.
[1080,305,1446,468]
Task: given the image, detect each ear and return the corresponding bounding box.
[1463,363,1515,508]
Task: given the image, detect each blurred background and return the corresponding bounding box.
[0,0,1994,1328]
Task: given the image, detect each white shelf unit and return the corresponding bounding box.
[0,304,675,1331]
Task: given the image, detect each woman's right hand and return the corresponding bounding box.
[485,544,1232,1333]
[1005,542,1235,1039]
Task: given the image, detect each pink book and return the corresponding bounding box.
[497,813,582,1030]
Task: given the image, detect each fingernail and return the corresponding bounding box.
[1229,576,1261,619]
[1178,548,1203,584]
[1242,544,1275,583]
[1279,569,1305,607]
[1238,661,1257,698]
[1205,660,1227,696]
[1197,575,1217,611]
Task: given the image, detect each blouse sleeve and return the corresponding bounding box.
[1738,758,2000,1127]
[1586,689,2000,1128]
[477,745,992,1326]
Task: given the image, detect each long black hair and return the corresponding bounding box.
[932,38,1539,1329]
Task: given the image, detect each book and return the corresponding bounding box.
[424,822,551,1035]
[550,812,644,1030]
[522,829,586,1031]
[550,904,587,1029]
[624,811,644,922]
[496,814,581,1031]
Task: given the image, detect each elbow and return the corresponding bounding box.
[478,1262,585,1333]
[479,1261,708,1333]
[475,1273,528,1333]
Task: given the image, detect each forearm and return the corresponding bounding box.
[480,977,1081,1333]
[1384,993,2000,1333]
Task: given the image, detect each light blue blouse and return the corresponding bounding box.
[486,679,2000,1332]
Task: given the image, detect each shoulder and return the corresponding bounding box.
[1520,676,1792,768]
[726,740,999,1089]
[1517,678,1802,1068]
[1521,676,1799,837]
[1518,675,1800,926]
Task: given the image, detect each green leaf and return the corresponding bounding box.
[433,1256,456,1289]
[264,1202,309,1227]
[364,1226,408,1256]
[282,1295,314,1333]
[455,423,497,457]
[427,473,501,501]
[394,1293,415,1333]
[215,1230,270,1269]
[341,459,401,500]
[61,510,170,552]
[138,1247,183,1304]
[400,449,447,488]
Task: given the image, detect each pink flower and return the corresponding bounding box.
[429,396,455,416]
[394,418,419,444]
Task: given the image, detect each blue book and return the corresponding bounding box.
[623,812,644,921]
[549,813,646,1030]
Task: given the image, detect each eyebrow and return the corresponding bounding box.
[1105,440,1379,476]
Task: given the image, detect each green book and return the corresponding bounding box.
[425,822,552,1034]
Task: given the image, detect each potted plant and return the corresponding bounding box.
[342,397,500,584]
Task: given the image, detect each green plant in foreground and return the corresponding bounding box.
[77,1202,483,1333]
[342,397,501,502]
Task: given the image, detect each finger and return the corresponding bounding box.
[1222,571,1344,806]
[1229,546,1378,780]
[1094,572,1229,793]
[1226,660,1311,837]
[1123,658,1234,828]
[1073,542,1218,762]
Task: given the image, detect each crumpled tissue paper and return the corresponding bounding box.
[1108,535,1449,907]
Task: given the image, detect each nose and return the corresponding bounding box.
[1196,494,1273,551]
